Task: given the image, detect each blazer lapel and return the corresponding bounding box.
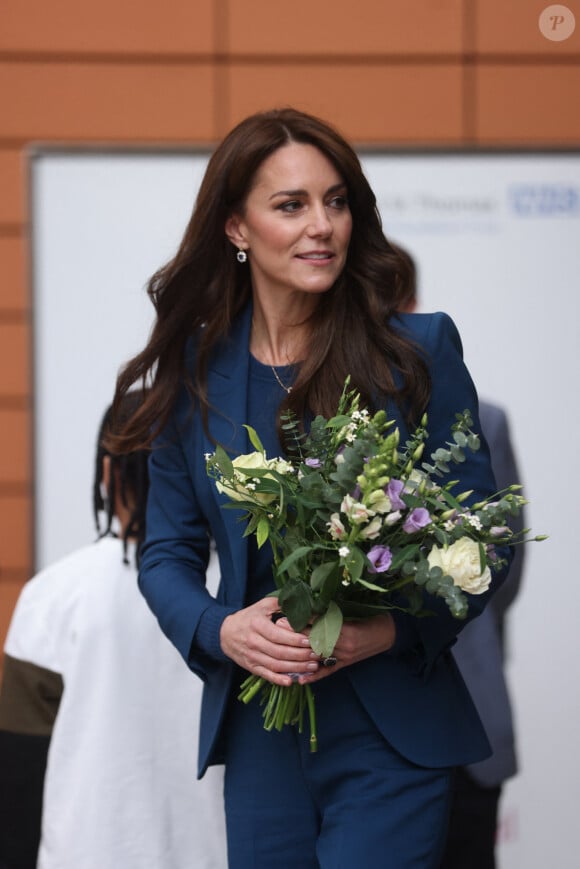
[204,304,253,598]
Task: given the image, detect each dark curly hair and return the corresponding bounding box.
[106,107,430,454]
[93,390,149,563]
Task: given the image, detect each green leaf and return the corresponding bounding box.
[344,546,366,583]
[390,543,420,571]
[256,517,270,549]
[279,580,313,632]
[277,545,313,576]
[310,561,337,591]
[214,444,234,479]
[309,601,343,656]
[478,541,487,574]
[243,425,265,453]
[340,601,395,619]
[356,576,389,593]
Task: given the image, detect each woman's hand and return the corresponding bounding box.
[220,597,320,686]
[299,613,397,685]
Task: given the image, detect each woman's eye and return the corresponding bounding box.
[278,200,302,213]
[328,195,348,210]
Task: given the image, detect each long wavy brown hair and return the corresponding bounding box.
[106,107,430,453]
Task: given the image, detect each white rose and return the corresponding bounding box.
[216,451,279,504]
[427,538,491,595]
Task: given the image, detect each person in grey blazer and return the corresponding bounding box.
[439,400,525,869]
[393,245,525,869]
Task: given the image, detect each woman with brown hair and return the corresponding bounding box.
[109,108,508,868]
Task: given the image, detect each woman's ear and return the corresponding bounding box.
[225,214,247,250]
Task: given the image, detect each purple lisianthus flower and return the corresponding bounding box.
[367,545,393,573]
[305,457,322,469]
[386,478,406,511]
[402,507,432,534]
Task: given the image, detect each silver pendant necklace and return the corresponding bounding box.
[270,365,292,394]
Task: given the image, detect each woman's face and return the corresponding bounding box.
[227,142,352,304]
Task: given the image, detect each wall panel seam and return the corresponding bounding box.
[0,52,578,66]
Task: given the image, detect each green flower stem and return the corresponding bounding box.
[238,674,265,704]
[237,675,319,752]
[305,684,318,753]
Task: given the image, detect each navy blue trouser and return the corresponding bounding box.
[223,671,452,869]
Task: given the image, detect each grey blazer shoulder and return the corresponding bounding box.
[452,400,526,787]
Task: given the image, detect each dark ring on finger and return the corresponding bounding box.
[321,656,337,668]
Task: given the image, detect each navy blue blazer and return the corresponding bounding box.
[139,305,510,778]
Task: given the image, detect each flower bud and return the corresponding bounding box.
[413,443,425,461]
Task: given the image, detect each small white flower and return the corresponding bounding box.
[204,452,213,461]
[341,578,351,586]
[467,515,483,531]
[444,519,456,532]
[338,546,350,558]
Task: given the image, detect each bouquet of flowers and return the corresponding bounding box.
[206,381,541,750]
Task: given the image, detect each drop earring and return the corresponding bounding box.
[236,249,248,263]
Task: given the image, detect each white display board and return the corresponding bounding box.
[32,150,580,868]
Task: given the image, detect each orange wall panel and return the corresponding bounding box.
[0,151,27,226]
[226,63,464,143]
[0,62,216,143]
[227,0,464,55]
[476,65,580,143]
[0,410,29,485]
[0,495,31,570]
[0,236,27,311]
[0,580,27,663]
[474,0,580,55]
[0,323,29,396]
[0,0,214,55]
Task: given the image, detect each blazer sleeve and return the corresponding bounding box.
[390,312,513,674]
[139,403,235,680]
